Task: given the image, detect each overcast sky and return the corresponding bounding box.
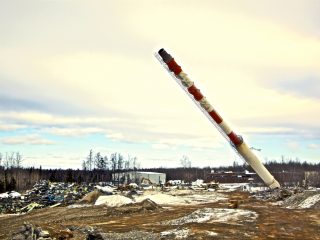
[0,0,319,169]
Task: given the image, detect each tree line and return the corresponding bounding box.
[0,151,319,193]
[81,150,140,171]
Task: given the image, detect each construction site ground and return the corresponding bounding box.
[1,191,320,240]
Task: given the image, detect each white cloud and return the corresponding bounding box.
[1,134,55,145]
[151,143,171,150]
[286,141,300,150]
[43,127,105,137]
[308,143,320,149]
[0,122,26,131]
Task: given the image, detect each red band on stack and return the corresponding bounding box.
[187,84,203,101]
[227,131,242,146]
[167,59,182,75]
[208,110,223,124]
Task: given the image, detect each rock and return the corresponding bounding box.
[34,227,42,236]
[79,190,101,204]
[18,225,27,233]
[39,230,50,238]
[11,233,25,240]
[86,229,107,240]
[58,229,73,239]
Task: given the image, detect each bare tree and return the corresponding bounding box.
[103,156,109,170]
[82,160,87,170]
[133,157,139,170]
[94,152,101,169]
[180,155,191,168]
[117,153,124,171]
[110,153,117,182]
[4,152,10,169]
[15,152,23,168]
[86,149,93,171]
[124,155,131,170]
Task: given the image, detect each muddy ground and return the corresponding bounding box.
[1,192,319,239]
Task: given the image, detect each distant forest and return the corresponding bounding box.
[0,151,319,193]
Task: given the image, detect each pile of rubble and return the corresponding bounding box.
[11,222,52,240]
[0,180,95,214]
[282,190,320,209]
[250,187,304,201]
[251,187,320,209]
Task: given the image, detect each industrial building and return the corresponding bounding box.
[112,171,166,185]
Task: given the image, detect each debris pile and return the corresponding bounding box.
[0,191,23,214]
[23,181,94,206]
[11,222,52,240]
[282,190,320,209]
[0,180,95,214]
[252,188,295,201]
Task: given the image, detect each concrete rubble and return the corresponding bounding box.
[11,222,53,240]
[282,190,320,209]
[251,186,320,209]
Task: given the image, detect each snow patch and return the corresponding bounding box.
[135,193,187,205]
[95,195,133,207]
[161,228,190,239]
[298,194,320,209]
[134,192,226,206]
[0,191,21,199]
[206,231,218,236]
[162,208,258,225]
[67,204,92,209]
[94,185,114,193]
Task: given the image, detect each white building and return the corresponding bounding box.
[112,171,166,185]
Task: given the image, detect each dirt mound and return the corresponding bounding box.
[133,198,160,211]
[105,199,162,216]
[79,190,101,204]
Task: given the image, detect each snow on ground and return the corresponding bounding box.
[298,194,320,209]
[180,193,227,204]
[0,193,9,199]
[94,185,114,194]
[67,204,92,209]
[135,193,187,205]
[95,195,133,207]
[162,208,258,225]
[134,191,227,206]
[0,191,21,199]
[218,183,267,193]
[206,231,219,237]
[161,228,190,239]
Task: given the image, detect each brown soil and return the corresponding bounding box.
[1,192,319,239]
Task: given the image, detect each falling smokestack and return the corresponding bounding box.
[156,48,280,189]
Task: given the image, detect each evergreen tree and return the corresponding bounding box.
[0,180,4,193]
[7,176,16,191]
[65,169,74,182]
